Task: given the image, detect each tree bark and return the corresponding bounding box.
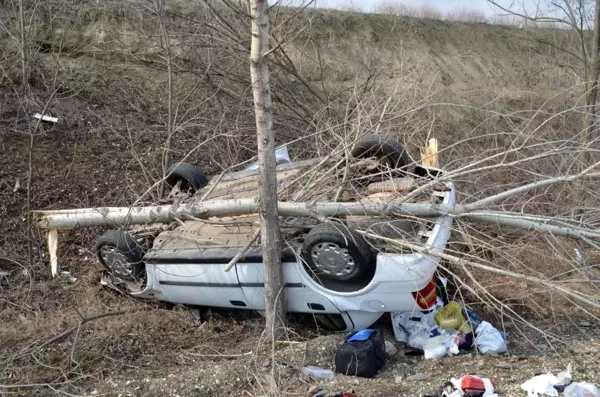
[249,0,286,341]
[33,200,600,241]
[585,0,600,138]
[155,0,174,198]
[19,0,27,87]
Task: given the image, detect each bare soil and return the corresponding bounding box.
[2,5,600,396]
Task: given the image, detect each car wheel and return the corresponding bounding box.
[165,162,208,196]
[95,230,145,281]
[351,135,411,173]
[301,223,374,281]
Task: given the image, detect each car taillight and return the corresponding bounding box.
[412,278,437,310]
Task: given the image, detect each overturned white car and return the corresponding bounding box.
[43,136,455,331]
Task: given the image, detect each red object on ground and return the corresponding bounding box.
[460,375,497,394]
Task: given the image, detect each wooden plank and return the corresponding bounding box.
[48,229,59,277]
[420,138,439,168]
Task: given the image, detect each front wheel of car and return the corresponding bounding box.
[95,230,146,281]
[301,223,374,281]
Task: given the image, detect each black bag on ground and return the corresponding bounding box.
[335,328,385,378]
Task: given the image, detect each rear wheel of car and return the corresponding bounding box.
[351,135,411,174]
[301,223,374,281]
[95,230,145,281]
[165,162,208,196]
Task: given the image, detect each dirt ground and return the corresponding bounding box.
[1,255,599,397]
[68,309,600,397]
[2,4,600,396]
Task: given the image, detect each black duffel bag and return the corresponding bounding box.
[335,328,385,378]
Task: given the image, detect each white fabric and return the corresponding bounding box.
[520,374,561,397]
[475,321,507,354]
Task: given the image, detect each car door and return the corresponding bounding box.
[235,249,341,314]
[144,248,249,309]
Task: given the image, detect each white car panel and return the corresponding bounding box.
[129,170,456,331]
[144,262,248,308]
[236,261,341,314]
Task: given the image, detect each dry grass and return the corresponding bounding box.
[2,2,600,395]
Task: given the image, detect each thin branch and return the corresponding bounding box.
[224,228,261,272]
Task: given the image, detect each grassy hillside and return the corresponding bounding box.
[1,3,598,396]
[21,5,580,93]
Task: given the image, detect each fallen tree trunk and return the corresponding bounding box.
[32,199,600,241]
[32,200,464,229]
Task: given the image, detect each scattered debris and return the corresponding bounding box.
[521,373,562,396]
[246,146,290,170]
[475,321,507,355]
[303,366,335,379]
[436,301,472,334]
[32,112,59,123]
[384,341,398,356]
[13,179,20,193]
[407,373,430,382]
[60,270,77,283]
[335,328,385,378]
[441,375,498,397]
[556,363,573,386]
[190,308,202,322]
[392,299,504,360]
[464,307,482,329]
[423,331,457,359]
[564,382,600,397]
[391,296,443,346]
[0,269,9,284]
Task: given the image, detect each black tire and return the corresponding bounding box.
[314,314,348,332]
[351,135,411,172]
[301,223,374,281]
[165,162,208,194]
[95,230,145,281]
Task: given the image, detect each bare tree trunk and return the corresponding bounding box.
[249,0,286,341]
[586,0,600,137]
[19,0,27,87]
[26,132,34,267]
[574,0,600,220]
[155,0,174,198]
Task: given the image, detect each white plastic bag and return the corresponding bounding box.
[407,329,432,350]
[391,311,433,343]
[423,331,457,359]
[475,321,507,354]
[564,382,600,397]
[520,373,561,397]
[423,335,448,359]
[391,297,443,343]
